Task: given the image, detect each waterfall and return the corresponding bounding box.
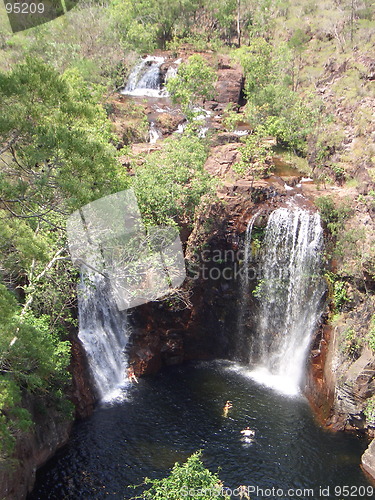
[236,211,261,358]
[78,269,130,401]
[149,121,162,143]
[122,55,166,97]
[241,205,325,396]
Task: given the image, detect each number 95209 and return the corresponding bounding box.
[5,3,45,14]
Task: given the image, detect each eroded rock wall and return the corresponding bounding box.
[0,398,71,500]
[0,332,95,500]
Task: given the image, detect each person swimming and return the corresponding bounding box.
[223,400,232,417]
[240,427,255,438]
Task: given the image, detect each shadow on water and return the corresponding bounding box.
[28,361,372,500]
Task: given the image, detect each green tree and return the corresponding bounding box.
[287,28,310,91]
[0,57,124,460]
[0,284,72,459]
[109,0,202,50]
[233,131,272,180]
[133,451,230,499]
[234,38,274,95]
[0,57,122,218]
[166,55,217,118]
[234,38,318,153]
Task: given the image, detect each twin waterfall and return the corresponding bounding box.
[77,202,325,400]
[240,205,325,396]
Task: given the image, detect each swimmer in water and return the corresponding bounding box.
[223,400,232,417]
[240,427,255,438]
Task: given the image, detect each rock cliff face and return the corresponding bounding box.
[362,438,375,478]
[302,189,375,477]
[0,332,95,500]
[127,174,305,378]
[0,398,71,500]
[69,332,97,419]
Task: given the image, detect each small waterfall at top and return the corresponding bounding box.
[239,204,326,396]
[122,55,165,97]
[122,55,181,98]
[78,269,130,401]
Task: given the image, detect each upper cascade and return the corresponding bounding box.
[122,55,180,98]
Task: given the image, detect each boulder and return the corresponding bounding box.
[211,56,244,110]
[362,439,375,479]
[215,68,244,106]
[204,143,241,178]
[153,111,185,135]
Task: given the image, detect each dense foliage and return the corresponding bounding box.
[166,55,217,117]
[133,132,214,227]
[133,451,230,500]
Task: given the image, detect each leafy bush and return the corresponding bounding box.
[364,396,375,426]
[341,327,362,358]
[315,196,352,236]
[166,55,217,118]
[233,132,273,177]
[367,315,375,352]
[132,133,215,226]
[222,104,241,132]
[132,451,230,500]
[0,286,72,459]
[324,272,349,312]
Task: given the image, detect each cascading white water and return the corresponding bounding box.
[78,269,130,401]
[122,55,165,97]
[243,205,326,396]
[149,121,162,143]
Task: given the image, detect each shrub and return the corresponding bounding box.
[315,196,352,236]
[341,327,362,358]
[324,272,349,312]
[132,451,230,500]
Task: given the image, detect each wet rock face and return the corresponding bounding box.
[0,396,72,500]
[126,200,248,377]
[305,322,335,424]
[332,349,375,430]
[69,332,96,418]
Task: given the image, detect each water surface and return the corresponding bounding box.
[29,361,372,500]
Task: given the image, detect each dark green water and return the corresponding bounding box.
[29,361,373,500]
